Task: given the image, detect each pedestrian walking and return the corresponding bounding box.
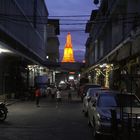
[35,86,41,107]
[55,88,62,108]
[56,88,62,102]
[51,86,57,100]
[46,86,52,97]
[68,88,72,102]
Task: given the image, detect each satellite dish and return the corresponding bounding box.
[93,0,99,5]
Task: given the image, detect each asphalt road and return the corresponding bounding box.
[0,92,93,140]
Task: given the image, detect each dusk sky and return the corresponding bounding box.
[45,0,98,62]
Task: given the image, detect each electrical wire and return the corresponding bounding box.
[0,13,140,34]
[0,13,139,25]
[1,18,139,34]
[0,12,138,17]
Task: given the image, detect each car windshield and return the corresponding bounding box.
[116,94,140,107]
[98,94,140,107]
[84,85,101,93]
[98,94,117,107]
[87,90,96,97]
[87,88,102,97]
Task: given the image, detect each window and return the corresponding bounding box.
[98,94,117,107]
[116,94,140,107]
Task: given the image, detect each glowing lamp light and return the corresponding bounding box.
[99,63,107,68]
[0,48,11,53]
[69,76,74,80]
[60,80,65,84]
[82,60,85,63]
[69,72,75,74]
[46,55,49,59]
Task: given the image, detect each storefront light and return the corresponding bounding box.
[69,76,74,80]
[78,74,81,77]
[99,63,107,68]
[88,75,91,79]
[0,48,12,53]
[46,55,49,59]
[60,80,65,84]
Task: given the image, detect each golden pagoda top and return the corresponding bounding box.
[62,32,75,62]
[66,32,71,46]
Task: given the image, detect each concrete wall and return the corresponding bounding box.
[0,0,48,61]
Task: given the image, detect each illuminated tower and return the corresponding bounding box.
[62,32,75,62]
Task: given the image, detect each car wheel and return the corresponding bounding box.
[0,109,7,121]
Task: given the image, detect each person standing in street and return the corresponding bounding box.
[46,86,52,97]
[56,88,62,102]
[56,88,62,108]
[51,86,57,100]
[68,87,72,102]
[35,86,41,107]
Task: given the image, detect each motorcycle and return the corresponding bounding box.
[0,102,8,121]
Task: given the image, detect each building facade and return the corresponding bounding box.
[85,0,140,97]
[46,19,60,63]
[0,0,49,99]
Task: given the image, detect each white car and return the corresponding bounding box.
[82,87,109,117]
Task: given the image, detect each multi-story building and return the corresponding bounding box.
[85,0,140,97]
[46,19,60,63]
[46,19,60,84]
[0,0,49,99]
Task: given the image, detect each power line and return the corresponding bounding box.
[0,13,90,18]
[48,15,90,17]
[0,17,86,32]
[0,12,139,20]
[1,17,139,34]
[60,30,85,32]
[0,13,140,35]
[0,14,140,25]
[59,19,89,21]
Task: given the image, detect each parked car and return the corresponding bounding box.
[79,83,101,101]
[82,87,109,117]
[88,91,140,139]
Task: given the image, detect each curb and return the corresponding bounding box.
[5,100,19,106]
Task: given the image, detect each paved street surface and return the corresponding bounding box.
[0,90,93,140]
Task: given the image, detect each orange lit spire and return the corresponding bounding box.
[62,32,75,62]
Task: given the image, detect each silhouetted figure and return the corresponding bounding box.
[51,86,57,100]
[35,87,41,107]
[68,88,72,102]
[56,88,62,102]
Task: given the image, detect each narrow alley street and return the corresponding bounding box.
[0,91,93,140]
[0,0,140,140]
